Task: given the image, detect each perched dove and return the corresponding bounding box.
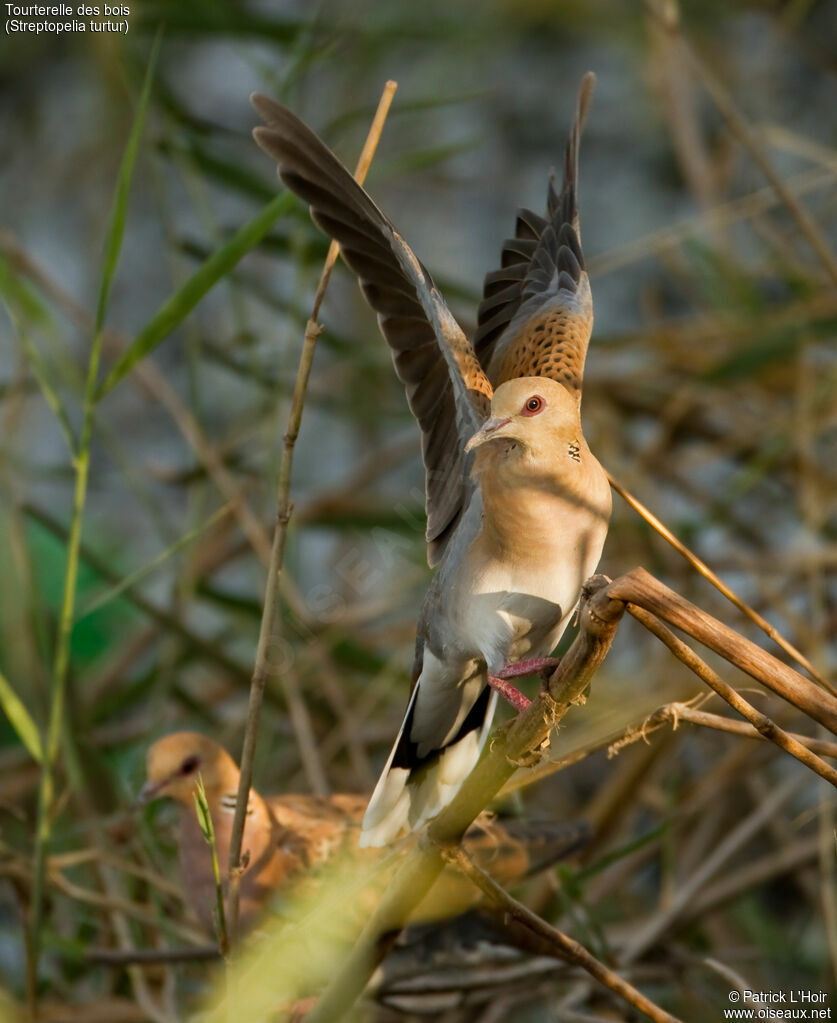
[138,732,589,930]
[252,72,610,846]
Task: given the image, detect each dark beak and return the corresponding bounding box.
[133,779,166,810]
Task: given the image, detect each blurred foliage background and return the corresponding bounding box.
[0,0,835,1019]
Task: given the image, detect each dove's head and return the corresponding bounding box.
[465,377,583,465]
[137,732,239,806]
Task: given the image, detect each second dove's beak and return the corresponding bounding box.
[133,779,167,809]
[465,417,512,453]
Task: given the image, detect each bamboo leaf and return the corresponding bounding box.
[3,301,77,457]
[75,501,234,622]
[95,192,292,400]
[95,31,162,333]
[0,668,42,764]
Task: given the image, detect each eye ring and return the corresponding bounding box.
[521,395,545,416]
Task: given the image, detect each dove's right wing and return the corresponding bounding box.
[252,96,492,565]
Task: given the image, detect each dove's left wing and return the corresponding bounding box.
[474,72,596,398]
[252,96,491,564]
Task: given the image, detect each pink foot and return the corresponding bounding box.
[495,657,561,680]
[488,675,531,712]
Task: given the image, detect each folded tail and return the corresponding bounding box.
[360,680,498,848]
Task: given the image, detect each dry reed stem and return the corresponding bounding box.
[84,945,221,966]
[1,227,341,794]
[23,503,250,682]
[499,697,710,794]
[587,166,835,279]
[684,835,819,926]
[305,565,829,1019]
[607,568,837,732]
[644,0,837,286]
[280,663,330,796]
[226,80,399,941]
[628,604,837,787]
[606,471,830,690]
[613,702,837,759]
[447,846,684,1023]
[620,774,803,963]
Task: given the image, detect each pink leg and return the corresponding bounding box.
[488,675,531,712]
[495,656,561,680]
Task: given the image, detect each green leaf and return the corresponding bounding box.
[158,137,277,201]
[75,501,234,622]
[193,775,214,843]
[95,30,162,334]
[576,824,669,881]
[0,253,53,327]
[0,668,42,763]
[136,2,302,41]
[3,300,77,456]
[95,192,292,399]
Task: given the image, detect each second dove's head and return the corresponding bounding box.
[138,732,239,806]
[465,377,583,463]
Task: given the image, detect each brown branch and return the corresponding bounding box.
[609,701,837,760]
[682,835,819,928]
[22,503,251,683]
[605,471,831,691]
[644,0,837,287]
[84,945,220,967]
[227,81,399,942]
[620,774,804,964]
[511,698,837,797]
[446,846,683,1023]
[627,605,837,788]
[607,568,837,735]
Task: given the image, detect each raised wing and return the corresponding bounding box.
[252,95,491,565]
[473,72,596,398]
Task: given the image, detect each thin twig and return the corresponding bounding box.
[684,835,819,926]
[611,702,837,760]
[447,846,683,1023]
[605,470,831,691]
[627,604,837,788]
[644,0,837,286]
[607,568,837,733]
[226,80,399,942]
[84,945,221,966]
[89,861,176,1023]
[619,775,804,964]
[280,663,330,796]
[23,503,251,683]
[587,165,835,279]
[4,224,335,783]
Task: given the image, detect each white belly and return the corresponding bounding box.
[453,555,580,674]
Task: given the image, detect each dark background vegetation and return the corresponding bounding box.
[0,0,835,1019]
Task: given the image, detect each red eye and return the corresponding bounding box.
[522,395,545,416]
